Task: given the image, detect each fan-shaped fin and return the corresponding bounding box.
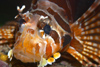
[67,47,98,67]
[67,0,100,66]
[0,21,19,45]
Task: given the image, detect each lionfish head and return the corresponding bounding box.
[13,0,71,65]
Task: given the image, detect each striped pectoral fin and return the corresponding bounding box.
[66,37,97,66]
[0,21,19,45]
[0,28,14,45]
[67,47,98,67]
[67,37,100,66]
[69,0,100,66]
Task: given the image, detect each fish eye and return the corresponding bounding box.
[43,24,51,34]
[38,17,52,34]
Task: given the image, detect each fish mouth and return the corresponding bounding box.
[13,50,39,63]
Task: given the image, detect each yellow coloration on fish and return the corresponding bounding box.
[41,58,47,66]
[47,57,55,65]
[53,52,61,59]
[38,58,47,67]
[38,52,61,67]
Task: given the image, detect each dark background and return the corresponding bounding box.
[0,0,32,26]
[0,0,94,26]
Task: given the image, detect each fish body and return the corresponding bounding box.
[0,0,100,67]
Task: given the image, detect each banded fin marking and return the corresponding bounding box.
[0,21,19,45]
[69,0,100,66]
[82,50,100,64]
[81,28,100,35]
[84,13,100,26]
[77,35,100,41]
[84,21,100,30]
[0,40,8,44]
[0,29,14,39]
[0,28,15,45]
[83,45,99,52]
[67,47,97,67]
[77,0,100,23]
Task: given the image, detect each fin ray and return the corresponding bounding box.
[67,47,97,66]
[0,21,19,45]
[69,0,100,66]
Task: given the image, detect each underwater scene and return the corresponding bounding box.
[0,0,100,67]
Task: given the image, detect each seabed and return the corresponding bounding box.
[0,45,85,67]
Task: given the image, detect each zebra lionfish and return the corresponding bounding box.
[0,0,100,67]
